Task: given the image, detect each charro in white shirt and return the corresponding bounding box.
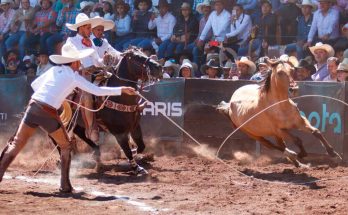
[65,34,104,68]
[199,9,231,42]
[31,65,122,109]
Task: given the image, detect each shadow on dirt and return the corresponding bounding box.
[25,191,126,201]
[241,168,325,189]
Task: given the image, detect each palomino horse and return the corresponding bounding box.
[58,47,162,174]
[218,57,341,167]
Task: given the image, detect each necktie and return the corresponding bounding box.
[82,38,92,47]
[93,38,103,47]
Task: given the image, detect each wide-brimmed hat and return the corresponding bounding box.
[179,59,195,77]
[201,59,222,74]
[236,56,256,74]
[163,60,179,75]
[296,0,317,11]
[309,42,335,57]
[92,16,114,31]
[80,1,94,10]
[66,13,101,31]
[0,0,13,5]
[337,58,348,72]
[257,56,269,67]
[196,0,211,14]
[49,43,95,64]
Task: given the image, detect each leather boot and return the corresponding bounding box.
[49,128,73,193]
[0,122,35,182]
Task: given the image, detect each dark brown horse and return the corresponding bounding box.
[218,57,341,167]
[60,47,162,174]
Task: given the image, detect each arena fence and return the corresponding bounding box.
[1,75,347,160]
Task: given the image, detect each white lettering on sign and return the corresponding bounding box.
[142,102,183,117]
[0,112,7,121]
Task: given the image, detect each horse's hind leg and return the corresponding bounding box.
[114,132,147,175]
[130,124,145,154]
[277,130,307,159]
[299,116,341,160]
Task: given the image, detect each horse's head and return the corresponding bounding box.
[121,47,162,82]
[264,56,297,93]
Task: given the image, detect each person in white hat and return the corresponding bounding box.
[80,1,95,17]
[0,43,137,193]
[65,13,110,141]
[162,59,179,78]
[91,17,122,65]
[309,42,335,81]
[285,0,316,59]
[304,0,339,48]
[337,58,348,82]
[236,56,256,80]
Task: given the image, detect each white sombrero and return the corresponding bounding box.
[296,0,317,12]
[92,16,115,31]
[196,0,211,14]
[236,56,256,74]
[49,43,95,64]
[66,13,102,31]
[309,42,335,57]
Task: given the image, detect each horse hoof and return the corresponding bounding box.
[59,186,73,193]
[132,165,148,175]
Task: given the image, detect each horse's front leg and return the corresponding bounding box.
[130,123,145,154]
[277,129,307,159]
[114,132,148,175]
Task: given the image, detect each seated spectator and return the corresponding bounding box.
[236,56,256,80]
[179,58,195,78]
[304,0,339,48]
[23,0,57,59]
[102,0,115,20]
[239,0,277,58]
[0,0,16,59]
[221,60,235,79]
[197,0,231,47]
[2,50,23,74]
[46,0,79,54]
[5,0,35,60]
[122,0,153,50]
[323,56,339,81]
[200,58,221,79]
[80,1,95,17]
[237,0,258,16]
[20,54,37,76]
[276,0,301,45]
[285,0,316,59]
[309,42,334,81]
[337,58,348,82]
[185,0,212,73]
[294,59,315,81]
[165,3,198,59]
[36,48,52,76]
[114,1,132,51]
[148,0,176,59]
[162,59,179,78]
[250,56,270,81]
[225,4,252,54]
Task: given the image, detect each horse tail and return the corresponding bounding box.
[60,101,72,128]
[216,101,230,117]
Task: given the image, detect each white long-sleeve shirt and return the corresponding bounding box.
[91,35,122,64]
[148,12,176,41]
[226,13,252,45]
[307,8,340,42]
[31,65,122,109]
[199,10,231,42]
[65,34,104,68]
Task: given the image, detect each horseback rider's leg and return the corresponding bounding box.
[80,91,99,142]
[49,127,73,193]
[0,121,36,182]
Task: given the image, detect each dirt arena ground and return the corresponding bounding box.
[1,134,348,215]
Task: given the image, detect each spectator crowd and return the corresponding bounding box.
[1,0,348,82]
